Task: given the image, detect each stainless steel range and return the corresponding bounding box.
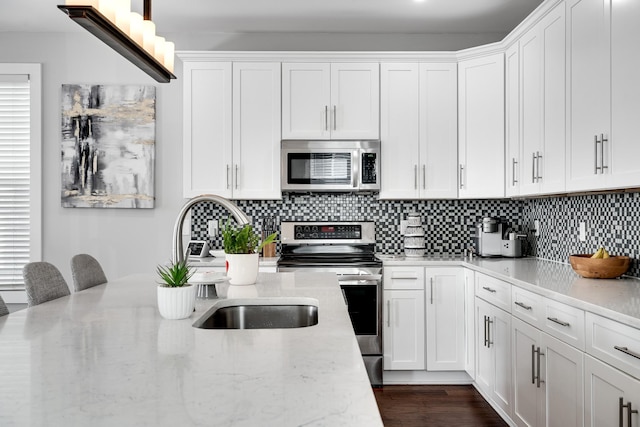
[277,221,383,387]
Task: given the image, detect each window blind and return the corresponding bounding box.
[0,75,30,288]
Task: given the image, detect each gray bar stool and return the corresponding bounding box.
[70,254,108,292]
[23,262,71,307]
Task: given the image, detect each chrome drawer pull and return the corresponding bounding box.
[547,317,570,327]
[620,398,639,427]
[482,286,497,293]
[614,346,640,360]
[515,301,532,311]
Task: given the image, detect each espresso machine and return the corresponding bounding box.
[473,217,525,258]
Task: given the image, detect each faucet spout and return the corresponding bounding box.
[172,194,250,263]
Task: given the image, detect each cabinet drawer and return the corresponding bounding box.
[383,267,425,290]
[475,273,511,311]
[511,286,544,328]
[542,298,585,351]
[586,312,640,380]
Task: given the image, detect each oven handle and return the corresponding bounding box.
[338,274,382,284]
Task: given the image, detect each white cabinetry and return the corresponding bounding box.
[476,296,512,417]
[505,44,521,198]
[585,355,640,427]
[383,267,425,370]
[512,317,584,427]
[380,63,457,199]
[425,267,466,371]
[519,4,566,196]
[182,61,281,199]
[566,0,640,191]
[282,63,379,140]
[457,53,505,198]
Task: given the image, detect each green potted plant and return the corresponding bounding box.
[222,219,277,285]
[156,259,196,319]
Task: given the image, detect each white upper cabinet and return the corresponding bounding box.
[183,61,233,199]
[567,0,640,191]
[379,62,458,200]
[505,44,521,198]
[458,53,505,199]
[182,60,281,200]
[519,4,566,196]
[232,62,282,199]
[282,62,379,140]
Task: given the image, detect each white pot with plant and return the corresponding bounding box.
[222,219,277,286]
[156,259,196,320]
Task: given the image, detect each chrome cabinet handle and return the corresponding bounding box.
[482,286,497,293]
[459,164,464,189]
[547,317,570,327]
[422,165,426,190]
[531,344,536,384]
[333,105,336,131]
[534,346,544,388]
[235,164,239,189]
[487,317,493,348]
[515,301,532,311]
[512,158,518,185]
[601,134,609,172]
[430,278,433,305]
[387,300,391,327]
[325,105,328,131]
[614,346,640,360]
[595,134,601,174]
[226,164,230,189]
[414,165,418,190]
[483,316,488,347]
[536,151,542,181]
[532,152,537,183]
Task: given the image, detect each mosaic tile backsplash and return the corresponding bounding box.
[191,191,640,278]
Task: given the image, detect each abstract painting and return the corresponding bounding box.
[61,84,156,208]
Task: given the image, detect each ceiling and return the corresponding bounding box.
[2,0,544,36]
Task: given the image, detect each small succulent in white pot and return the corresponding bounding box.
[156,259,196,320]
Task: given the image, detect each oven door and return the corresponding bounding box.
[338,275,382,357]
[281,148,357,192]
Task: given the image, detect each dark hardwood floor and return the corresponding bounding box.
[373,385,508,427]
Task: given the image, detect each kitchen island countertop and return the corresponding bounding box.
[378,254,640,329]
[0,272,382,427]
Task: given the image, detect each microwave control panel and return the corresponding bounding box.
[361,153,377,184]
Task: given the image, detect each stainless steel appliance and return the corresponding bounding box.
[277,221,383,386]
[281,140,380,192]
[473,217,525,258]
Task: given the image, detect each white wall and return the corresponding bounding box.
[0,32,187,285]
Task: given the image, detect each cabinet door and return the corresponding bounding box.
[383,289,426,370]
[505,43,521,198]
[541,333,584,427]
[609,0,640,188]
[232,62,281,199]
[458,53,505,198]
[519,28,543,197]
[425,267,465,371]
[539,5,566,195]
[566,0,610,191]
[476,297,495,396]
[464,269,476,379]
[493,302,513,417]
[379,63,420,199]
[281,63,331,140]
[512,317,540,427]
[585,354,640,427]
[182,61,232,198]
[330,63,380,139]
[419,63,458,199]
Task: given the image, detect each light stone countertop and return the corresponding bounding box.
[378,254,640,330]
[0,272,382,427]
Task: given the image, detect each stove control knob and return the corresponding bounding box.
[295,233,303,239]
[304,226,310,232]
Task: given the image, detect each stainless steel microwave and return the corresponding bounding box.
[281,140,380,192]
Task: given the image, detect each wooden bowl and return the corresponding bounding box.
[569,254,630,279]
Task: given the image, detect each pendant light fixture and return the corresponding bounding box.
[58,0,176,83]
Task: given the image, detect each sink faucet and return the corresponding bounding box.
[172,194,250,263]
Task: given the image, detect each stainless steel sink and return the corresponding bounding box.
[193,298,318,329]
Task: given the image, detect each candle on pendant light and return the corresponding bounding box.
[114,0,131,35]
[142,19,156,56]
[129,12,143,45]
[154,36,165,64]
[164,41,175,73]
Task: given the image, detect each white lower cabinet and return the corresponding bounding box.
[585,354,640,427]
[383,289,425,370]
[512,317,584,427]
[476,296,512,417]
